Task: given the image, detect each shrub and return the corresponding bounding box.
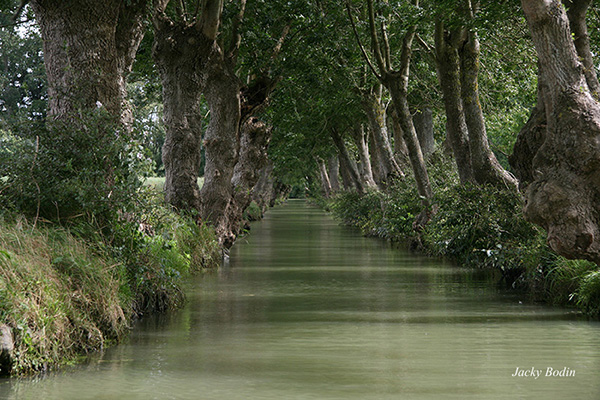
[1,109,152,223]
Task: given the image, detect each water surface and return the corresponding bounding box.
[1,199,599,399]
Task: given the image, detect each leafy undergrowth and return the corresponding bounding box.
[0,203,220,376]
[327,154,600,318]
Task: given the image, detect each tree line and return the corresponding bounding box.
[1,0,600,264]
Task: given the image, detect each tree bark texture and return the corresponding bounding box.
[317,158,333,198]
[361,90,403,184]
[521,0,600,263]
[510,3,594,190]
[509,71,548,189]
[153,22,211,212]
[387,77,433,209]
[564,0,600,99]
[458,29,518,189]
[331,128,364,193]
[226,117,271,246]
[413,107,435,157]
[200,53,241,245]
[390,108,410,164]
[327,156,341,192]
[31,0,146,122]
[350,123,377,189]
[434,22,475,185]
[252,163,275,214]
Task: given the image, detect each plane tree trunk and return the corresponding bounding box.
[519,0,600,263]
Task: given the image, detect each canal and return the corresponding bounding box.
[1,199,599,399]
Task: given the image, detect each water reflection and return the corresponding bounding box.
[1,200,599,399]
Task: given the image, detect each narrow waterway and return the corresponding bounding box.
[1,199,600,399]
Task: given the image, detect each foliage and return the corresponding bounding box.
[1,108,153,223]
[327,152,600,317]
[0,196,220,375]
[423,184,537,274]
[243,200,263,222]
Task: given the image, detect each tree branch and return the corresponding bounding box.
[227,0,247,62]
[398,25,417,90]
[381,19,392,70]
[345,1,382,81]
[199,0,224,40]
[366,0,387,74]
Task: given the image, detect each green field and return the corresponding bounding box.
[144,177,204,191]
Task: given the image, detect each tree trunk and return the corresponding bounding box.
[225,117,271,245]
[434,21,475,185]
[153,23,210,212]
[521,0,600,263]
[509,70,548,189]
[31,0,145,122]
[510,3,594,190]
[317,158,333,198]
[361,89,403,183]
[327,156,341,192]
[200,53,241,246]
[252,163,275,214]
[387,77,433,211]
[413,107,435,157]
[459,28,517,189]
[367,127,385,185]
[350,123,377,189]
[390,108,410,165]
[331,128,364,193]
[564,0,600,99]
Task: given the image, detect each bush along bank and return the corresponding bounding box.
[0,201,221,376]
[0,109,222,376]
[327,155,600,319]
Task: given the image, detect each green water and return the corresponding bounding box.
[1,199,599,399]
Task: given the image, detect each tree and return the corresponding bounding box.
[433,1,517,189]
[518,0,600,263]
[347,0,433,225]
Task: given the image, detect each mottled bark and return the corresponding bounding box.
[331,128,364,193]
[327,156,341,192]
[361,89,403,184]
[368,128,384,185]
[350,123,377,188]
[434,21,476,185]
[31,0,146,121]
[317,158,333,198]
[201,53,241,246]
[387,77,433,209]
[389,109,409,164]
[509,71,547,189]
[521,0,600,263]
[226,117,271,245]
[153,19,210,212]
[458,28,517,189]
[153,0,251,248]
[252,163,275,214]
[413,107,435,157]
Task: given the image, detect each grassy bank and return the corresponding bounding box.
[0,202,220,376]
[326,155,600,318]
